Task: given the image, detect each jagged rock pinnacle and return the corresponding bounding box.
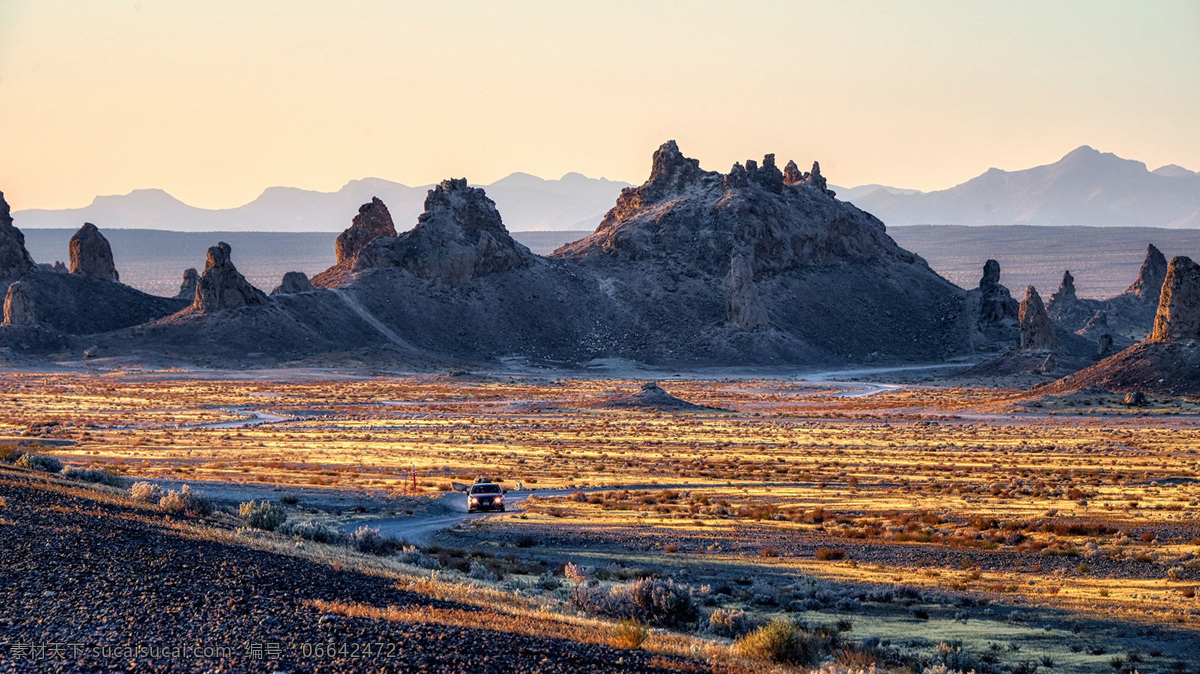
[1019,286,1057,350]
[2,281,36,325]
[335,197,396,267]
[1149,256,1200,342]
[69,223,120,282]
[192,242,269,313]
[0,191,34,278]
[1127,243,1169,303]
[176,268,199,300]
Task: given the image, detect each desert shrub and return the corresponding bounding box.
[468,561,499,582]
[347,525,392,555]
[159,485,213,516]
[61,465,126,488]
[815,547,846,561]
[536,572,560,591]
[239,500,288,531]
[610,619,648,650]
[279,519,346,545]
[572,578,698,628]
[0,444,23,463]
[929,641,993,674]
[708,607,753,637]
[734,618,835,666]
[15,453,62,473]
[129,481,165,503]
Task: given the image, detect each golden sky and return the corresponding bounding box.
[0,0,1197,210]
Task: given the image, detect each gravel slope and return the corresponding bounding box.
[0,468,695,673]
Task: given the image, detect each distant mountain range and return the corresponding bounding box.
[13,173,634,233]
[11,146,1200,231]
[852,146,1200,228]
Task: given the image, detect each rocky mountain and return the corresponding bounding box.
[854,146,1200,228]
[74,142,978,366]
[13,174,633,234]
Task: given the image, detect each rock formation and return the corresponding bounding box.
[599,381,717,411]
[977,260,1020,326]
[3,282,36,325]
[1149,256,1200,342]
[53,261,67,273]
[1096,333,1114,358]
[1048,270,1077,308]
[1127,244,1169,303]
[192,242,269,313]
[355,180,534,286]
[1019,286,1056,351]
[68,223,119,282]
[557,140,927,274]
[0,191,34,278]
[335,197,396,267]
[271,271,315,296]
[176,268,199,300]
[723,253,769,330]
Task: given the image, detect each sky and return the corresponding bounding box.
[0,0,1197,211]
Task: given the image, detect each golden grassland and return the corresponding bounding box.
[4,369,1200,671]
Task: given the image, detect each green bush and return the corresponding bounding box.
[733,618,836,666]
[239,500,288,531]
[15,453,63,473]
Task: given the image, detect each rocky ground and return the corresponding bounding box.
[0,468,696,673]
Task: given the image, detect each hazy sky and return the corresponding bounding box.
[0,0,1197,210]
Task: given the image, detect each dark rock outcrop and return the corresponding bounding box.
[271,271,315,296]
[193,242,269,313]
[68,223,119,282]
[598,381,718,411]
[53,261,67,274]
[355,180,534,286]
[1096,333,1114,358]
[1019,286,1057,351]
[176,268,199,300]
[1127,244,1169,303]
[3,282,36,325]
[723,254,769,330]
[0,192,34,278]
[335,197,396,267]
[1048,270,1077,308]
[962,259,1022,351]
[1149,256,1200,342]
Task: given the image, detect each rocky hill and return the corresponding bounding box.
[1,143,1012,366]
[1045,256,1200,395]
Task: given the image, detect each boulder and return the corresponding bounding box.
[723,253,769,330]
[1149,256,1200,342]
[192,242,269,313]
[355,179,534,286]
[0,191,34,278]
[1019,286,1057,351]
[68,223,120,282]
[176,268,199,300]
[335,197,396,267]
[3,282,36,325]
[271,271,316,296]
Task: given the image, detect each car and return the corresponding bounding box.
[467,482,504,513]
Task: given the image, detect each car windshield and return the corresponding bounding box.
[471,484,501,494]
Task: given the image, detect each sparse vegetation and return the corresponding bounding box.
[239,500,288,531]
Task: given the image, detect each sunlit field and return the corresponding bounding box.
[4,369,1199,672]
